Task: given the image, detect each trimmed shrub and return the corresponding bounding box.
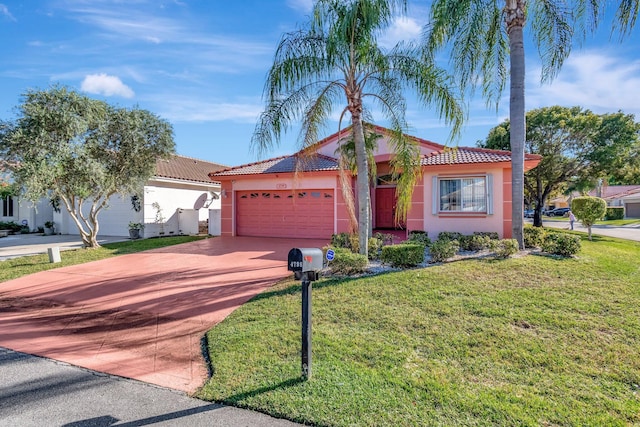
[523,225,545,248]
[571,196,607,240]
[438,231,463,242]
[459,234,491,251]
[373,232,394,246]
[473,231,499,240]
[381,244,425,268]
[330,233,351,249]
[605,207,624,221]
[0,221,23,232]
[428,239,460,263]
[326,247,368,275]
[490,239,519,259]
[368,237,383,260]
[408,230,431,247]
[542,232,581,257]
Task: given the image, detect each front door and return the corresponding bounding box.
[375,187,396,229]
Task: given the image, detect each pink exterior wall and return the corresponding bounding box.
[422,164,509,239]
[405,176,424,234]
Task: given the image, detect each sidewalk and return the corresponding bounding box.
[0,234,127,261]
[537,219,640,242]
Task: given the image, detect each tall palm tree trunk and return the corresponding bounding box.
[506,0,526,249]
[352,117,371,257]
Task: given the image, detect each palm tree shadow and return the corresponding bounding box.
[222,377,306,404]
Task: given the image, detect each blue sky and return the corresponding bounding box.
[1,1,638,167]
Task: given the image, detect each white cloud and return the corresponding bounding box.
[527,50,640,116]
[81,73,135,98]
[380,16,423,49]
[0,4,16,21]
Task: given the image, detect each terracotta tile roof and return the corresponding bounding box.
[588,185,640,199]
[211,154,339,177]
[421,147,541,166]
[155,155,227,183]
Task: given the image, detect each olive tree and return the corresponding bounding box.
[571,196,606,240]
[0,86,175,248]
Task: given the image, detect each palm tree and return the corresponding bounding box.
[253,0,463,257]
[424,0,608,248]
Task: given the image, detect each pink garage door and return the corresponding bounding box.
[236,190,335,238]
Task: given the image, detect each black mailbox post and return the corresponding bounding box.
[287,248,323,379]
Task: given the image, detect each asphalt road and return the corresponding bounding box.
[538,218,640,242]
[0,347,301,427]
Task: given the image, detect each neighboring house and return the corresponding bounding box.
[553,185,640,218]
[1,163,53,231]
[55,155,227,237]
[210,125,541,240]
[0,194,52,231]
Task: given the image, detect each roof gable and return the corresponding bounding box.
[155,155,227,183]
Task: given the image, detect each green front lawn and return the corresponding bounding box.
[198,235,640,426]
[0,236,207,282]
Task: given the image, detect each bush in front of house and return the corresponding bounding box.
[381,243,425,268]
[0,221,23,232]
[331,232,352,249]
[459,234,491,251]
[373,232,394,246]
[437,231,463,242]
[541,232,581,257]
[490,238,520,259]
[408,230,431,247]
[524,225,545,248]
[325,246,368,275]
[428,238,460,263]
[368,237,383,260]
[473,231,500,241]
[604,206,624,221]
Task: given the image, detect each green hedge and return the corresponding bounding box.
[459,234,491,251]
[325,246,368,275]
[490,239,520,259]
[541,232,581,257]
[0,221,23,232]
[437,231,463,242]
[605,207,624,221]
[407,230,431,247]
[429,239,460,263]
[523,225,545,248]
[381,244,425,268]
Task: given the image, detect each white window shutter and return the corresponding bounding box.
[487,174,493,215]
[432,176,438,215]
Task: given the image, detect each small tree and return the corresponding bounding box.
[571,196,606,240]
[0,85,175,248]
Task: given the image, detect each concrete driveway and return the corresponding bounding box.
[0,236,328,393]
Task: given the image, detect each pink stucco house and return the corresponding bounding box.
[210,125,541,240]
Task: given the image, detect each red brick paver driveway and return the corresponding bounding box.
[0,236,328,393]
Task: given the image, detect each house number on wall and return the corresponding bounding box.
[276,183,287,189]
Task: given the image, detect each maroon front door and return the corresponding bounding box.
[375,187,396,229]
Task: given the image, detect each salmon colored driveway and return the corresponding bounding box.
[0,236,328,393]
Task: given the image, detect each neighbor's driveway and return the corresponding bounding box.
[0,236,328,393]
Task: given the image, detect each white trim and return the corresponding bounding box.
[487,174,494,215]
[431,176,438,215]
